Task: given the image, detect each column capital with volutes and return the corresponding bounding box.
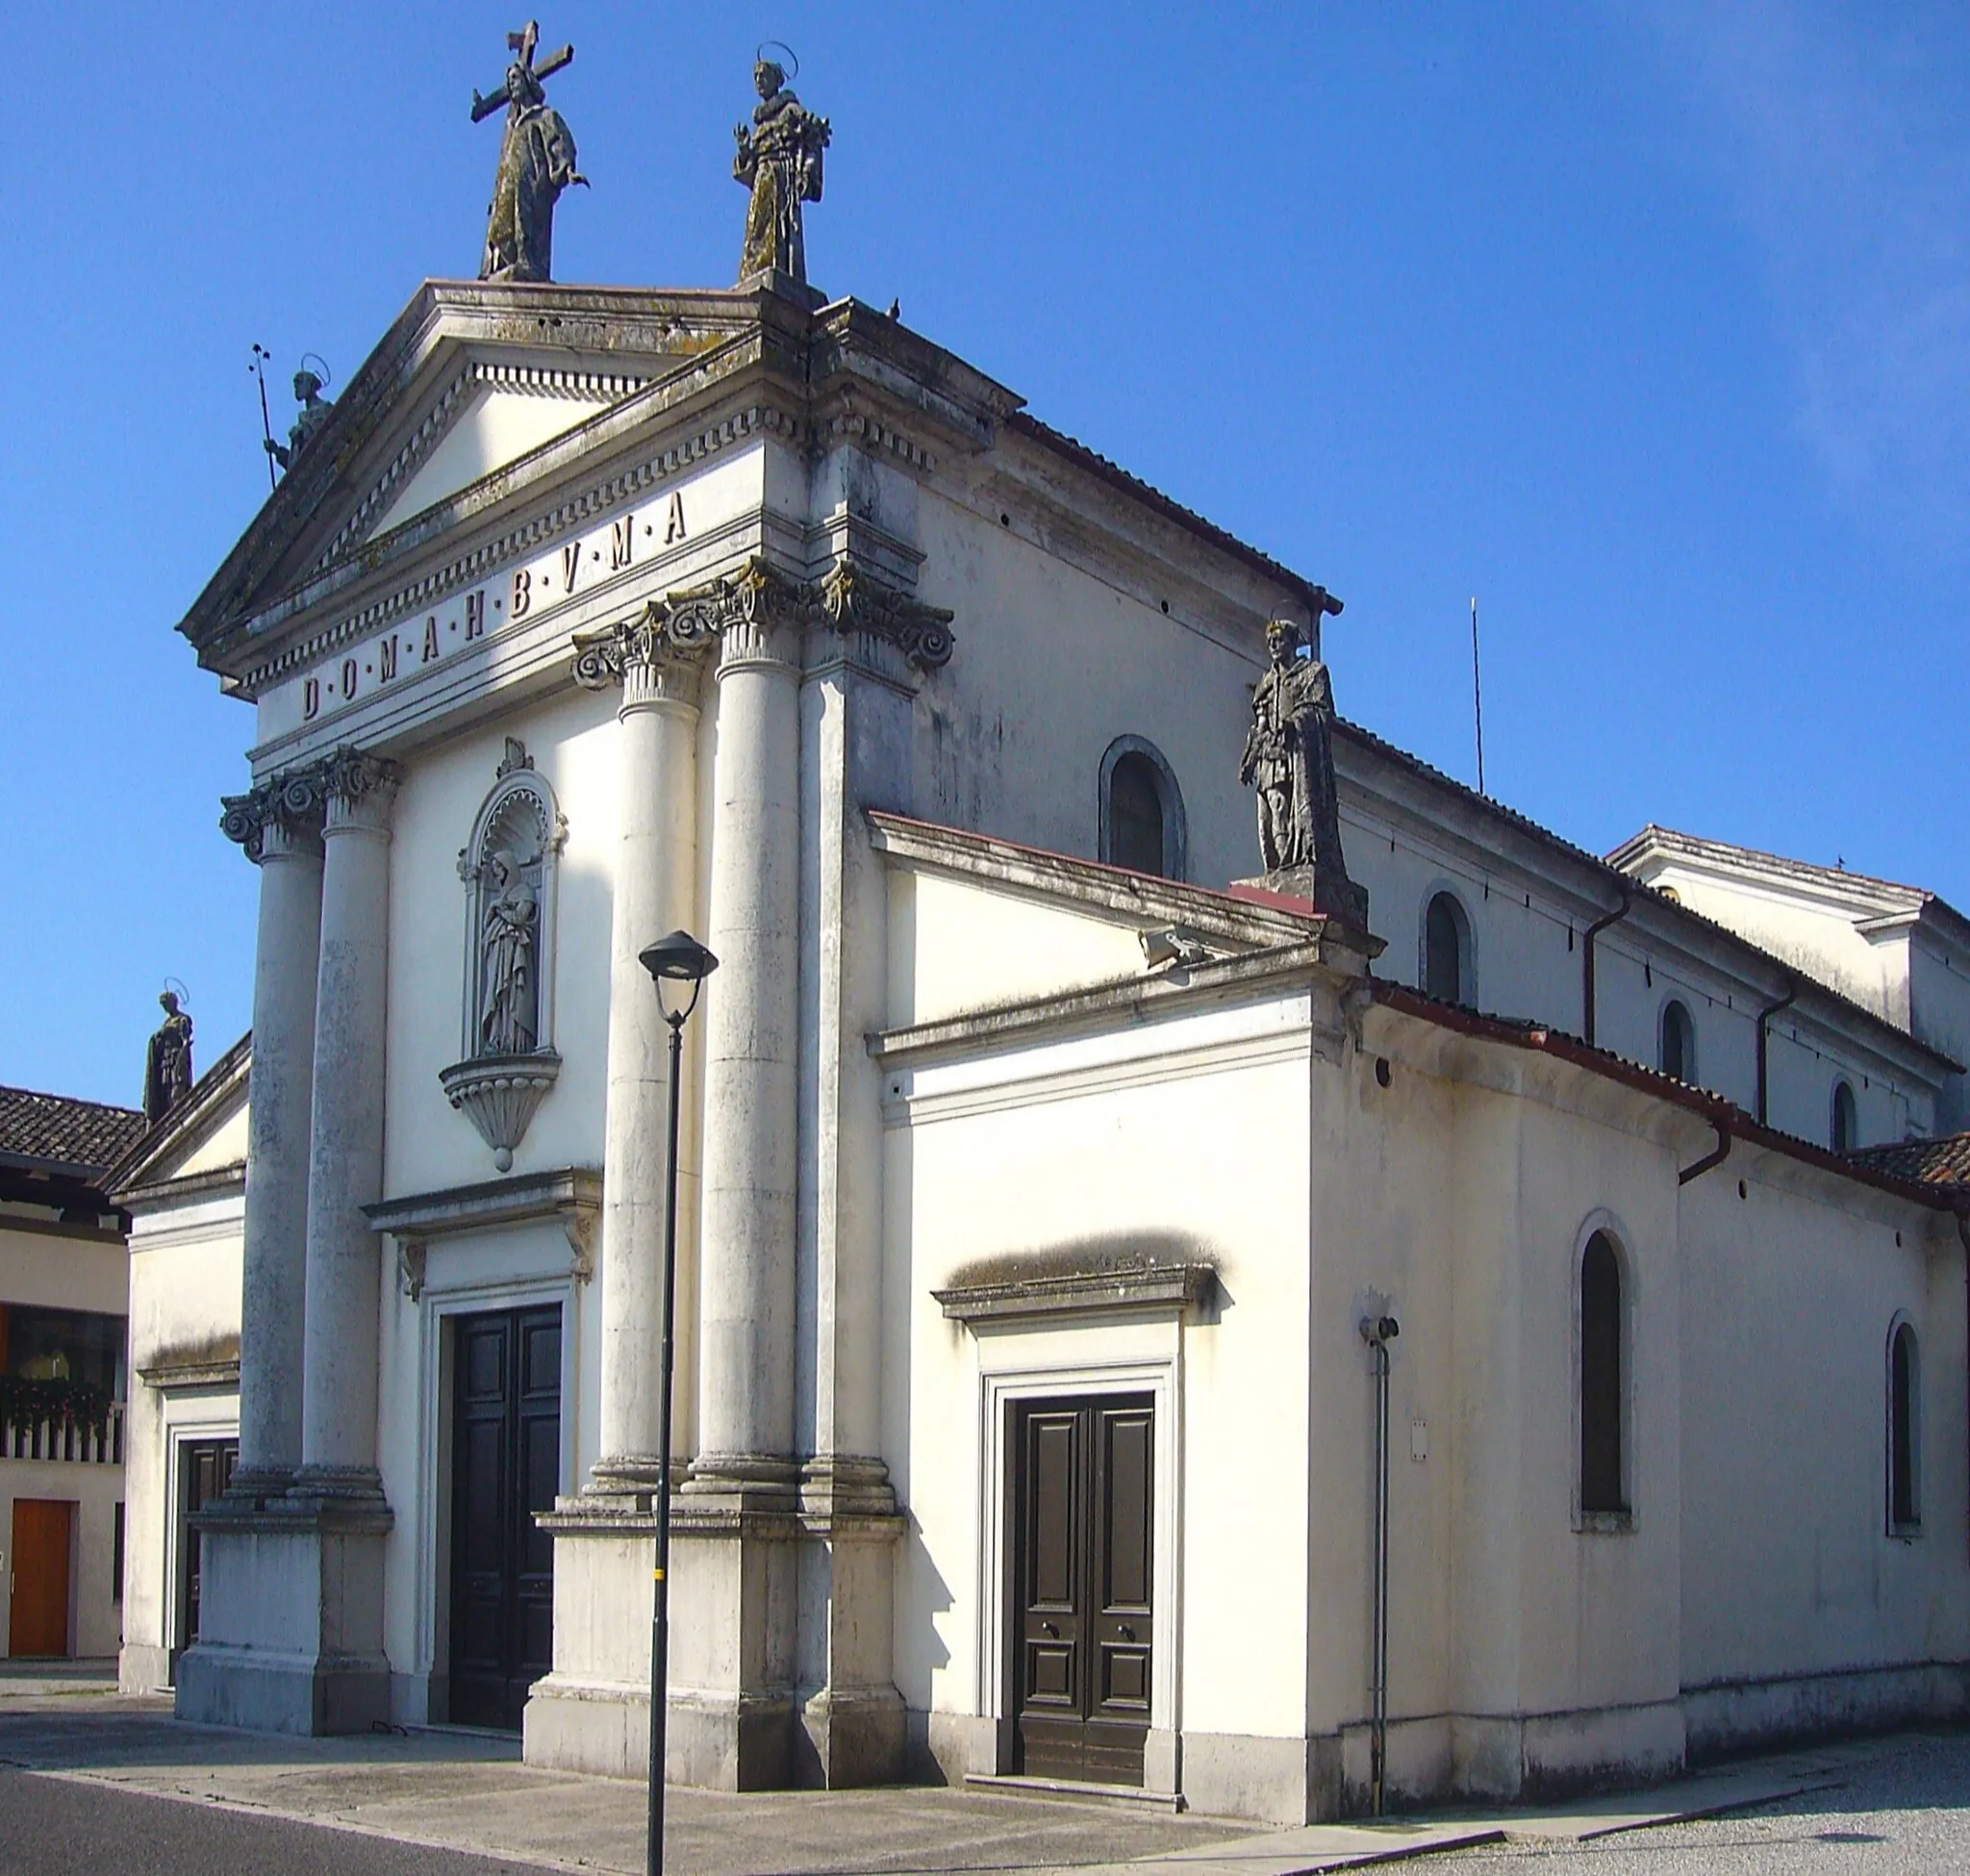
[219,764,328,865]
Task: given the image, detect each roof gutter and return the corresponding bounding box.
[1755,974,1799,1127]
[1371,978,1958,1214]
[1581,887,1633,1048]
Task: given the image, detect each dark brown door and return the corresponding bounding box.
[449,1305,561,1730]
[9,1499,74,1657]
[175,1437,239,1675]
[1010,1395,1154,1785]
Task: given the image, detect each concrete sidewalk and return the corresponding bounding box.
[0,1673,1866,1876]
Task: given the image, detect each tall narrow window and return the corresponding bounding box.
[1659,1001,1696,1083]
[1424,892,1470,1005]
[1831,1079,1858,1152]
[1099,737,1186,880]
[1109,753,1165,875]
[1579,1231,1627,1517]
[1888,1322,1919,1533]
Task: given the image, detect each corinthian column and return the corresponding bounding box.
[572,617,707,1489]
[296,749,400,1496]
[694,590,803,1492]
[218,773,327,1494]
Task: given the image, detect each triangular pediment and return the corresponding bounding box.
[314,359,649,571]
[178,280,809,672]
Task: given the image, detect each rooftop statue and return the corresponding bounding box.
[733,50,830,285]
[474,21,586,284]
[143,990,194,1126]
[1239,606,1369,928]
[266,367,332,472]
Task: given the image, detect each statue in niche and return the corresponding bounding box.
[477,850,540,1055]
[143,990,194,1124]
[733,50,830,284]
[1240,613,1369,927]
[473,21,586,284]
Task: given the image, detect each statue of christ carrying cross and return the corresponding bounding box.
[473,21,587,284]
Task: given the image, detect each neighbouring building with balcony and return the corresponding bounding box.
[0,1083,144,1660]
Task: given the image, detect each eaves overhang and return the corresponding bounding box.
[1373,979,1966,1220]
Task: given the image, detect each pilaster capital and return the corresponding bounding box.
[218,763,329,865]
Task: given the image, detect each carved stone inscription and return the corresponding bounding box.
[276,482,697,734]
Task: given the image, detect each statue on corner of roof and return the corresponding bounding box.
[733,48,830,285]
[1239,600,1370,929]
[143,990,194,1126]
[267,368,332,472]
[473,21,587,285]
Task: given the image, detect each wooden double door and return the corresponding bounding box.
[1009,1394,1155,1785]
[449,1305,561,1730]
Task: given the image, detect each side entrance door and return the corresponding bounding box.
[1009,1394,1154,1786]
[449,1305,561,1730]
[175,1437,239,1677]
[9,1498,74,1657]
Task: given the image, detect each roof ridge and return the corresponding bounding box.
[0,1082,143,1119]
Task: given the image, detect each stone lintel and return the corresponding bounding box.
[935,1261,1218,1325]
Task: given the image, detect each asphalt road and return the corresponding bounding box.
[0,1768,553,1876]
[1410,1731,1970,1875]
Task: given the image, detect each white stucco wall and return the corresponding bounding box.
[118,1186,243,1690]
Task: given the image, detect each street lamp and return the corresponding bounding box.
[636,928,718,1876]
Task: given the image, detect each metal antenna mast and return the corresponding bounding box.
[1470,595,1486,797]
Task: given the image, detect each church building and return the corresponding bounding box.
[121,46,1970,1825]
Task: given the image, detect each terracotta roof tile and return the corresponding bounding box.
[0,1083,147,1174]
[1845,1132,1970,1190]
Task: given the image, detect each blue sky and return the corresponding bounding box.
[5,3,1967,1106]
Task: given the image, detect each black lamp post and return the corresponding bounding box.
[635,928,718,1876]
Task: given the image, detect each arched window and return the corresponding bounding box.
[1423,891,1472,1005]
[1659,1000,1696,1084]
[1099,736,1186,880]
[1579,1231,1627,1518]
[1888,1320,1920,1534]
[1831,1078,1858,1153]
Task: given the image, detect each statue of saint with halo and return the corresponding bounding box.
[733,45,831,285]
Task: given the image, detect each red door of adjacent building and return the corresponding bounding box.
[9,1499,73,1657]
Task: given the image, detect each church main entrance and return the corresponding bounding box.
[448,1305,560,1730]
[1008,1395,1154,1786]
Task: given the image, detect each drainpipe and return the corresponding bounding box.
[1359,1311,1400,1816]
[1755,975,1799,1126]
[1581,888,1633,1048]
[1679,1111,1732,1186]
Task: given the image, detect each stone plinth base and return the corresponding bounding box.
[1231,866,1370,934]
[174,1486,392,1735]
[529,1458,906,1789]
